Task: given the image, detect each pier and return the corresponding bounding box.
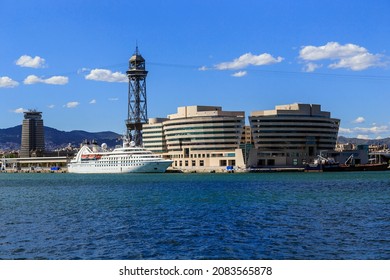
[1,156,68,173]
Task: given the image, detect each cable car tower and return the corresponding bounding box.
[126,46,148,146]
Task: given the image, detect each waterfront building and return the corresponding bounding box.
[325,145,369,165]
[139,118,168,154]
[1,156,68,172]
[248,103,340,167]
[240,125,254,166]
[335,142,355,152]
[241,125,254,144]
[20,110,45,158]
[143,105,246,171]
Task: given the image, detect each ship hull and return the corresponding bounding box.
[334,163,389,172]
[305,163,389,172]
[68,160,173,174]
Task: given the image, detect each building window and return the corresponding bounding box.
[267,159,275,166]
[192,160,196,166]
[200,160,204,166]
[309,146,314,156]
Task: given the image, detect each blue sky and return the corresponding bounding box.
[1,0,390,139]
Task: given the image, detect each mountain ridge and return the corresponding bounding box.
[0,125,122,150]
[337,136,390,146]
[1,125,389,151]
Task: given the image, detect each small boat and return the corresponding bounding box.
[336,154,389,171]
[337,162,389,171]
[305,154,389,172]
[305,155,340,172]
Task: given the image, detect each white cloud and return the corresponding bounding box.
[299,42,385,71]
[0,76,19,88]
[232,71,247,77]
[77,67,90,74]
[89,99,96,104]
[353,117,365,124]
[16,55,46,68]
[300,42,366,60]
[329,53,382,71]
[85,69,127,83]
[303,62,322,72]
[215,52,283,70]
[339,127,353,134]
[12,107,26,113]
[64,101,79,108]
[339,125,390,139]
[198,66,209,71]
[108,97,119,101]
[23,75,41,84]
[24,75,68,85]
[354,125,389,134]
[45,76,68,85]
[48,104,55,109]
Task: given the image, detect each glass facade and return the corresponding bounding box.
[142,106,246,171]
[248,104,340,167]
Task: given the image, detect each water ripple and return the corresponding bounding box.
[0,172,390,259]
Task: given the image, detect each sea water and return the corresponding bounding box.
[0,172,389,260]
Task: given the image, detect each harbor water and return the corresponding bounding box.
[1,172,389,260]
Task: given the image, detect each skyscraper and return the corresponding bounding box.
[20,110,45,158]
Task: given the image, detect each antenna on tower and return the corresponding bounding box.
[135,40,139,55]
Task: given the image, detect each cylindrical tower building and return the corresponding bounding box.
[20,110,45,158]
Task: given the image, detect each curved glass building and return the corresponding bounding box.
[248,103,340,167]
[143,106,246,171]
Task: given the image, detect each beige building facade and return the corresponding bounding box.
[248,103,340,168]
[143,106,246,172]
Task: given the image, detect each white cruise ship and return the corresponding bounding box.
[67,140,173,174]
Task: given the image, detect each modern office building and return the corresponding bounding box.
[142,118,168,154]
[248,103,340,167]
[20,110,45,158]
[143,105,246,171]
[240,125,254,165]
[241,125,254,144]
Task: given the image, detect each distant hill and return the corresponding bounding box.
[337,136,390,146]
[0,125,122,151]
[1,125,389,151]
